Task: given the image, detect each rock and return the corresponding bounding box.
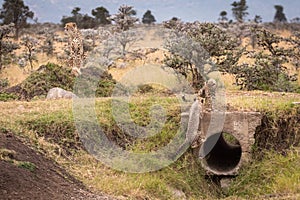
[46,87,77,100]
[169,187,186,200]
[17,105,25,111]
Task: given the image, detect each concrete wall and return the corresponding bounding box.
[198,112,261,175]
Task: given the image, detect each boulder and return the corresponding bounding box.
[46,87,77,100]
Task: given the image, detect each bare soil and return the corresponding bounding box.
[0,130,115,200]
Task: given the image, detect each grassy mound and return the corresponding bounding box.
[5,63,116,100]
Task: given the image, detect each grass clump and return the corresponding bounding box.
[21,111,80,152]
[17,161,36,172]
[228,150,300,198]
[0,92,18,101]
[1,148,36,172]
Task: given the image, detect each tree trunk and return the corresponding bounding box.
[0,42,2,71]
[15,27,19,40]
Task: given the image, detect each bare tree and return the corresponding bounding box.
[20,35,38,70]
[110,5,138,31]
[0,23,19,70]
[115,30,140,56]
[41,29,55,56]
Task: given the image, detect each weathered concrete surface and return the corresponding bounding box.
[198,111,261,175]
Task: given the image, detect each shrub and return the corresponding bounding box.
[233,27,299,92]
[0,78,9,91]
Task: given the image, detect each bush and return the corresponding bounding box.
[233,27,299,92]
[0,78,9,91]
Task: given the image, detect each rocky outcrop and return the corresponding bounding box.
[46,87,77,100]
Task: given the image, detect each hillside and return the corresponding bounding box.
[0,129,113,200]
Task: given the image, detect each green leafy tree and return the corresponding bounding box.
[0,0,34,39]
[80,14,97,29]
[142,10,156,24]
[41,31,54,56]
[71,7,80,16]
[61,7,96,29]
[231,0,248,23]
[0,23,19,70]
[273,5,287,23]
[61,7,81,26]
[92,6,111,25]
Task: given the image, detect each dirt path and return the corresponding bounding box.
[0,130,116,200]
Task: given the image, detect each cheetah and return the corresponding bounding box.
[64,22,85,73]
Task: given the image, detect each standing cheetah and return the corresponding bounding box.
[64,22,85,74]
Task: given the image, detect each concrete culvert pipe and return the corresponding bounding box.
[200,132,242,175]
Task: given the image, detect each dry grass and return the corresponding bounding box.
[0,93,300,199]
[226,90,300,111]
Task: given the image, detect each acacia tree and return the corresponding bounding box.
[163,21,243,89]
[92,6,111,25]
[231,0,248,23]
[0,0,34,39]
[142,10,156,24]
[273,5,287,23]
[61,7,96,29]
[0,23,19,70]
[218,11,228,24]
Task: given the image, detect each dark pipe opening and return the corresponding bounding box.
[201,132,242,174]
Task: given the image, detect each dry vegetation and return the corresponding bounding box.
[0,22,300,199]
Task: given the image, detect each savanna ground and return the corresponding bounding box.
[0,23,300,199]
